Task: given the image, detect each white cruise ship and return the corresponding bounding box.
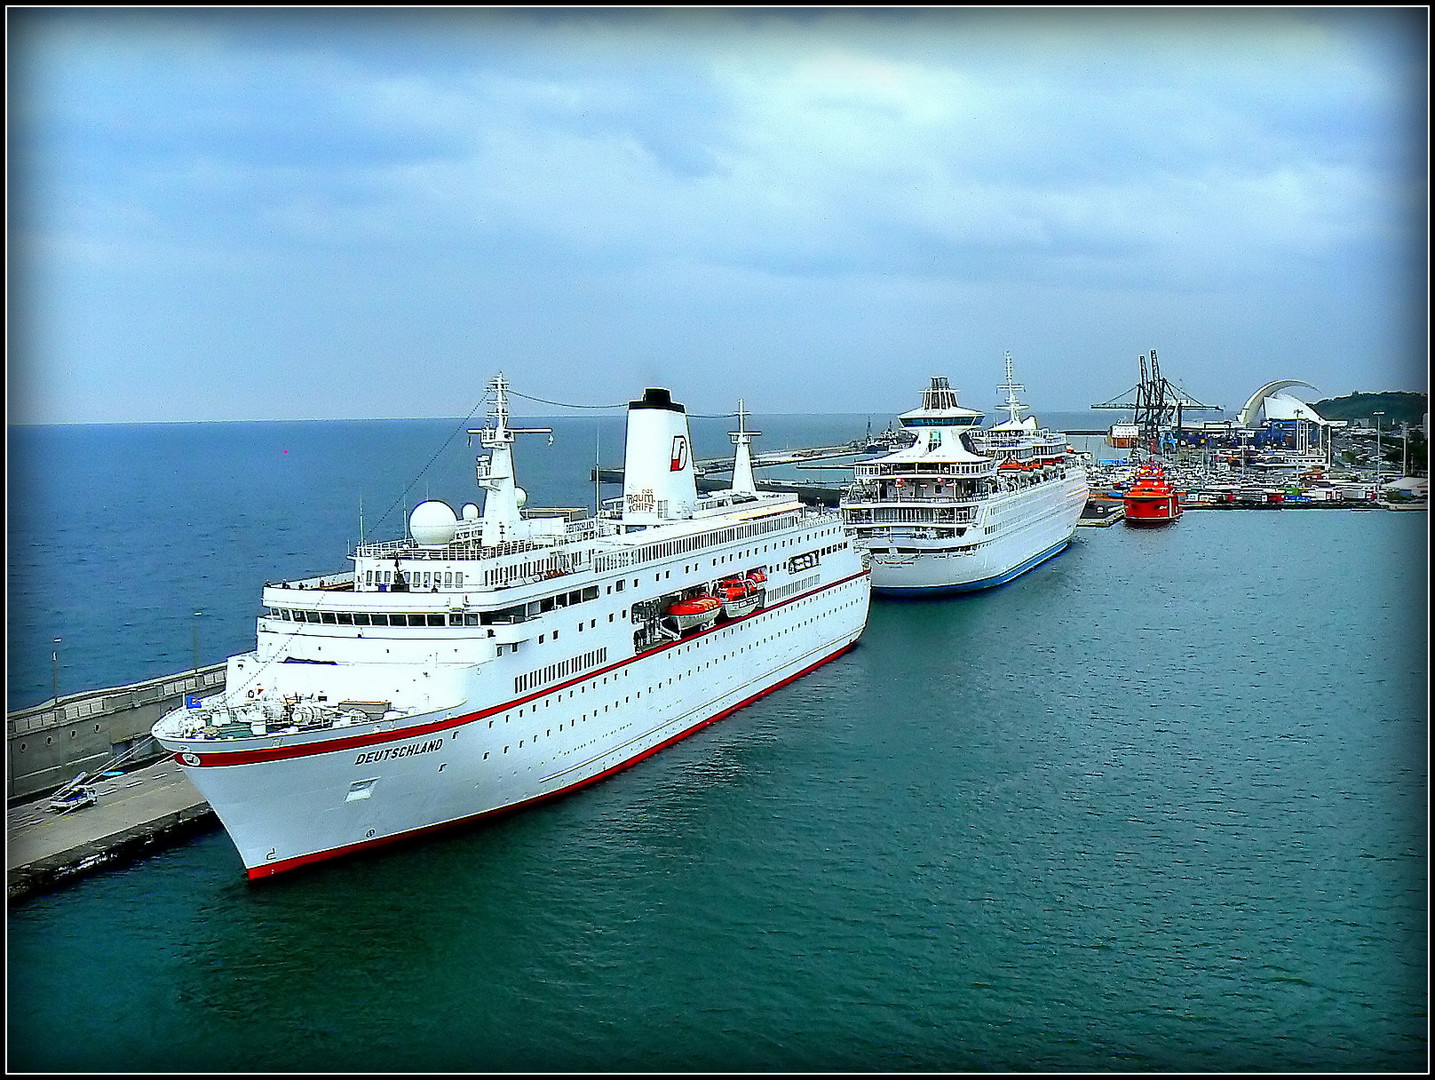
[153,376,871,879]
[840,355,1088,594]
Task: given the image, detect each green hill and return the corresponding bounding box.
[1311,391,1427,428]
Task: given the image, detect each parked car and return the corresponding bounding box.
[47,784,98,813]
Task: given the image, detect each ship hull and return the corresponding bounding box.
[1123,496,1182,525]
[865,474,1087,595]
[158,571,869,878]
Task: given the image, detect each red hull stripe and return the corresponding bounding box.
[245,636,860,880]
[179,569,870,769]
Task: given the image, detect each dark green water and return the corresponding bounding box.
[7,490,1427,1071]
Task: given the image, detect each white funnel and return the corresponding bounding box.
[622,387,697,526]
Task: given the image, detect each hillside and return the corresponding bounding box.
[1311,391,1427,428]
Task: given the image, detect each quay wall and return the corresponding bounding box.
[7,663,225,803]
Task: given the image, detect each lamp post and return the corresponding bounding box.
[52,637,61,704]
[1373,412,1384,497]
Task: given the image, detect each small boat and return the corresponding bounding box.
[1123,461,1182,526]
[665,595,722,631]
[717,576,765,619]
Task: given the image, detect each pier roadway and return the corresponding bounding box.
[7,756,214,902]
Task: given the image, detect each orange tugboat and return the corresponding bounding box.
[1123,460,1182,526]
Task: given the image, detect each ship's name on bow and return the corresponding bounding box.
[355,738,444,765]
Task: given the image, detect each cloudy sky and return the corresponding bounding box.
[8,7,1428,424]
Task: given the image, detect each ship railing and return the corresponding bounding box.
[593,548,639,573]
[844,489,983,506]
[270,571,355,590]
[354,536,559,562]
[844,507,976,525]
[856,461,990,478]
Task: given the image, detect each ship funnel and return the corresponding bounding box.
[622,387,697,526]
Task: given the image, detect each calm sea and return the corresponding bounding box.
[6,415,1428,1072]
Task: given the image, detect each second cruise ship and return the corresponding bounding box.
[840,355,1088,595]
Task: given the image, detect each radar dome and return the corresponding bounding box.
[409,500,458,546]
[461,502,480,521]
[514,487,528,509]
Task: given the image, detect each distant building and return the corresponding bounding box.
[1236,380,1335,454]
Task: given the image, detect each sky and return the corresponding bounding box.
[6,6,1429,424]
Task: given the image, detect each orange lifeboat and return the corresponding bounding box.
[717,576,764,619]
[665,595,721,632]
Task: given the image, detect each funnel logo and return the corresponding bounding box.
[670,435,689,472]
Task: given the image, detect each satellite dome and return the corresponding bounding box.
[409,500,458,546]
[514,486,528,509]
[461,502,480,521]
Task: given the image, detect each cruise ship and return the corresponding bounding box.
[152,376,871,878]
[840,355,1088,594]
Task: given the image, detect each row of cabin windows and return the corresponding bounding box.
[270,609,454,627]
[365,569,464,589]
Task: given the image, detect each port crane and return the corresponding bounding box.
[1091,349,1222,450]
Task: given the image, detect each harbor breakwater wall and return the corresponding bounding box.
[7,663,225,803]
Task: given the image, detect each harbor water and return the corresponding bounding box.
[6,416,1428,1072]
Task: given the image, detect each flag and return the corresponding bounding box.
[185,695,203,709]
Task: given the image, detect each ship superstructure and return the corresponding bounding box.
[840,355,1089,594]
[153,376,871,878]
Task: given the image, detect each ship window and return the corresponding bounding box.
[456,572,463,587]
[354,612,370,625]
[337,612,353,625]
[427,614,444,627]
[371,613,389,626]
[306,611,321,623]
[465,614,480,626]
[321,613,337,624]
[365,570,373,586]
[444,572,453,586]
[449,613,463,626]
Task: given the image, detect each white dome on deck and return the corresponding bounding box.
[461,502,480,521]
[410,500,458,546]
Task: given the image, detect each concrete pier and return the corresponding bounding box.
[7,755,214,902]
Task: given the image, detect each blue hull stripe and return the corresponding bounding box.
[873,537,1072,597]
